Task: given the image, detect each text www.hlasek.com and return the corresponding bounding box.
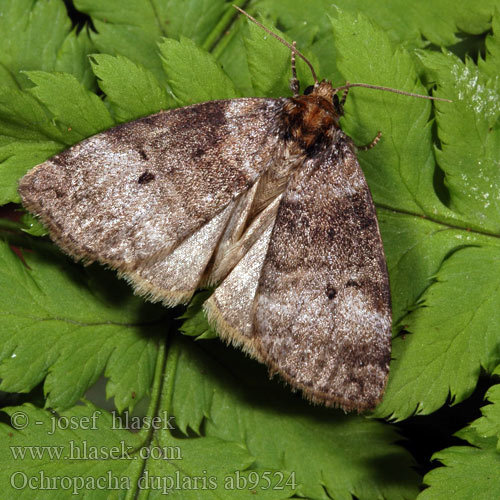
[10,440,181,460]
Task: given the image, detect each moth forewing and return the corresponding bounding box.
[253,141,392,412]
[18,98,283,303]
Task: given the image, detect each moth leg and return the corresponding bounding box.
[289,41,300,96]
[357,131,382,151]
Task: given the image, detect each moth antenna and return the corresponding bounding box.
[333,83,452,102]
[290,41,300,96]
[233,5,318,84]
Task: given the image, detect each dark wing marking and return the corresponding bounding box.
[253,137,392,412]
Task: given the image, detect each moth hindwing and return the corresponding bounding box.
[18,40,392,414]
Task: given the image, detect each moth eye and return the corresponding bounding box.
[137,171,155,185]
[304,85,315,95]
[326,285,337,299]
[333,94,343,116]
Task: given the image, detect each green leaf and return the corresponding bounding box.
[0,403,141,499]
[159,36,238,104]
[20,211,48,237]
[0,240,164,412]
[0,402,278,499]
[167,336,420,500]
[418,426,500,499]
[255,0,495,48]
[469,366,500,450]
[0,140,62,205]
[0,0,95,90]
[74,0,229,85]
[243,18,316,97]
[73,0,168,84]
[376,246,500,419]
[55,28,99,91]
[332,12,448,217]
[26,71,115,140]
[0,334,416,499]
[480,8,500,80]
[377,210,475,324]
[0,88,67,204]
[152,0,229,46]
[418,50,500,234]
[213,15,256,96]
[0,70,116,205]
[90,54,173,122]
[178,290,217,340]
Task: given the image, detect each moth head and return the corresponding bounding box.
[303,80,344,119]
[282,79,343,151]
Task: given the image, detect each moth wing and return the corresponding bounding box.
[204,195,281,359]
[18,99,283,304]
[253,141,392,412]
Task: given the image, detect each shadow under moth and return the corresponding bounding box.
[18,8,448,412]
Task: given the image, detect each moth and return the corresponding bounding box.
[18,8,448,412]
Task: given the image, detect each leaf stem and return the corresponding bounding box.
[377,204,500,241]
[202,0,247,52]
[124,338,167,500]
[0,218,23,231]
